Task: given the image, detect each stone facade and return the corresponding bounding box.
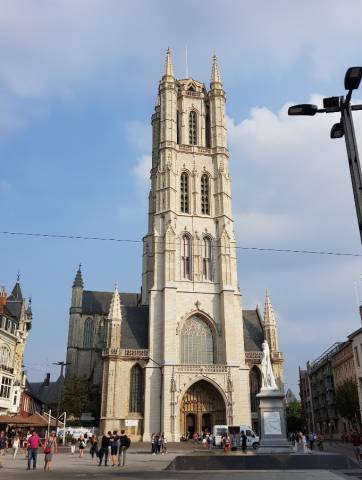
[0,279,32,415]
[65,51,284,440]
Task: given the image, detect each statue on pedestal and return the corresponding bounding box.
[260,339,278,391]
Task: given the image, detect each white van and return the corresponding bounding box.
[212,425,228,446]
[240,425,259,449]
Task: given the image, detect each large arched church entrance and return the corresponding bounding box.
[180,380,226,436]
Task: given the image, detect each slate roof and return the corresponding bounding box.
[28,375,64,407]
[82,290,148,349]
[243,309,264,352]
[82,290,140,315]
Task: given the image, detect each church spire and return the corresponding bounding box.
[73,264,83,288]
[263,289,276,325]
[108,284,122,321]
[163,47,174,78]
[210,54,222,87]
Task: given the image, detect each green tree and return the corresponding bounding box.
[335,378,360,424]
[61,375,89,419]
[286,400,303,432]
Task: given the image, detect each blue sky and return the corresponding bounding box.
[2,0,362,394]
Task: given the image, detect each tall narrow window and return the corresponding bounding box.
[182,234,192,280]
[83,318,93,349]
[205,105,211,148]
[180,173,189,213]
[202,237,212,281]
[189,111,197,145]
[177,110,180,144]
[201,174,210,215]
[129,365,144,413]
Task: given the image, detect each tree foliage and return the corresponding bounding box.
[61,375,89,418]
[335,378,360,424]
[286,400,303,432]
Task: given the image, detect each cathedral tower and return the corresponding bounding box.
[142,50,251,440]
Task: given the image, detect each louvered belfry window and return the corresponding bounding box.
[202,237,212,281]
[201,174,210,215]
[180,172,189,213]
[182,234,192,280]
[189,111,197,145]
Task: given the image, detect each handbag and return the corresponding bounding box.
[44,447,51,454]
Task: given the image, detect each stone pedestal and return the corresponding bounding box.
[256,389,292,454]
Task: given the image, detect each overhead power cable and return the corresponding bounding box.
[1,230,361,258]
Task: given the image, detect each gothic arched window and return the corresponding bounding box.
[202,236,212,281]
[180,173,189,213]
[181,316,214,364]
[181,234,192,280]
[189,111,197,145]
[83,317,93,349]
[201,174,210,215]
[129,364,144,413]
[249,367,261,413]
[0,346,11,367]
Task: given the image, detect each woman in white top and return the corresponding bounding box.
[12,434,20,459]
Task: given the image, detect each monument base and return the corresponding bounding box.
[257,389,292,454]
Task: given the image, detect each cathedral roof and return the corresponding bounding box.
[243,309,264,352]
[81,290,148,349]
[82,290,140,315]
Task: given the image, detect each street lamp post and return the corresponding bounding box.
[52,361,70,434]
[288,67,362,243]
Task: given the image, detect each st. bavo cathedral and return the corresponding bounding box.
[65,50,284,441]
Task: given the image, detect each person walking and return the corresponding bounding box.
[98,432,110,466]
[78,434,86,458]
[27,430,41,470]
[0,431,7,469]
[118,430,131,467]
[89,434,98,461]
[161,433,167,455]
[351,430,361,463]
[43,431,57,471]
[241,430,247,453]
[110,431,119,466]
[316,432,324,451]
[151,433,155,454]
[12,433,20,459]
[70,436,76,455]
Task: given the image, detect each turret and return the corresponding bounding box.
[263,289,279,352]
[159,48,177,145]
[106,284,122,350]
[70,264,83,314]
[209,55,227,149]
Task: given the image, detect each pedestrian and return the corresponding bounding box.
[151,433,155,454]
[154,433,160,454]
[98,432,110,466]
[223,433,231,453]
[241,430,247,453]
[12,433,20,459]
[70,436,77,455]
[161,433,167,455]
[317,432,324,451]
[309,432,315,451]
[89,434,99,461]
[118,429,131,466]
[27,430,41,470]
[351,430,361,463]
[110,431,118,466]
[43,431,57,471]
[78,434,86,458]
[0,431,7,469]
[207,433,213,449]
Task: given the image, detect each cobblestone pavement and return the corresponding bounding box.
[0,442,360,480]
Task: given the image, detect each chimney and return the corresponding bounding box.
[43,373,50,386]
[0,286,7,314]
